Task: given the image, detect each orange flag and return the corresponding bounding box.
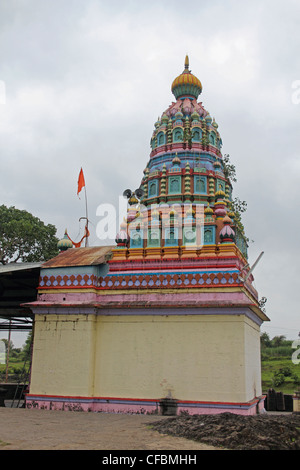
[77,168,85,196]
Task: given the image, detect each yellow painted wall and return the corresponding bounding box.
[243,317,262,401]
[30,314,97,396]
[29,313,262,404]
[293,392,300,413]
[94,315,252,403]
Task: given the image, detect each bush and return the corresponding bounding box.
[272,373,285,387]
[279,366,292,377]
[292,374,300,385]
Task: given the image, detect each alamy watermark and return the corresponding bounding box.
[291,80,300,104]
[95,198,206,249]
[292,339,300,365]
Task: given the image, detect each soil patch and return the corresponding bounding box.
[0,408,217,450]
[150,412,300,450]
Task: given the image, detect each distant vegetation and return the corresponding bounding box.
[261,333,297,359]
[261,333,300,394]
[0,333,31,382]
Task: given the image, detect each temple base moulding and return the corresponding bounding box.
[25,394,266,416]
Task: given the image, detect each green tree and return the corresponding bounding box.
[261,332,272,348]
[271,335,287,347]
[1,338,14,354]
[0,205,59,264]
[21,332,32,360]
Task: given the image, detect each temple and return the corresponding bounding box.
[25,57,269,415]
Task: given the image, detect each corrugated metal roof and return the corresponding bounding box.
[42,246,114,268]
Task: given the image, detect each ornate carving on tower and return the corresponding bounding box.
[220,215,235,244]
[160,164,167,201]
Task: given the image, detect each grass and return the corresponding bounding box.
[0,357,30,382]
[261,356,300,395]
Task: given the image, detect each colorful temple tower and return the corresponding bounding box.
[26,57,269,415]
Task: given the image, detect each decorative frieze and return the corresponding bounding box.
[39,270,240,290]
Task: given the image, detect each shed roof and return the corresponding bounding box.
[42,246,114,268]
[0,262,41,274]
[0,262,41,326]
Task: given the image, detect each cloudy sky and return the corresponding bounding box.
[0,0,299,346]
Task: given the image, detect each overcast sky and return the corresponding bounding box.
[0,0,299,347]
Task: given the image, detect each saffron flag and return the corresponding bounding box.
[77,168,85,196]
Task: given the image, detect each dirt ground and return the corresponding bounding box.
[0,407,299,451]
[0,407,217,450]
[151,412,300,450]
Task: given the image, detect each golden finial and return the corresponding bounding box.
[184,55,189,71]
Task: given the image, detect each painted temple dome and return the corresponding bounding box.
[57,229,73,251]
[150,57,222,157]
[116,56,248,260]
[171,55,202,100]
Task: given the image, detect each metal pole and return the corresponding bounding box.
[5,320,11,383]
[244,251,264,282]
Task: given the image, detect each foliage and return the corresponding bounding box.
[261,334,300,394]
[183,127,192,146]
[20,332,32,360]
[222,154,248,239]
[261,357,300,394]
[272,367,300,387]
[0,205,59,264]
[261,332,273,349]
[272,335,289,347]
[272,372,285,387]
[260,334,295,360]
[261,333,293,350]
[261,346,293,360]
[0,333,31,382]
[1,338,9,354]
[223,153,237,183]
[228,197,248,239]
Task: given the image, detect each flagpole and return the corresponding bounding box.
[84,184,88,247]
[77,168,89,247]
